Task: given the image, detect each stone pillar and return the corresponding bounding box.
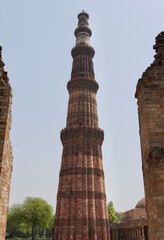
[135,32,164,240]
[141,227,145,240]
[53,12,110,240]
[0,46,13,240]
[114,229,118,240]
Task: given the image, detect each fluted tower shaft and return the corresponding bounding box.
[53,12,110,240]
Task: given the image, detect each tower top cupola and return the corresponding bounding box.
[78,11,89,26]
[75,11,92,46]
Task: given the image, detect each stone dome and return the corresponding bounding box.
[135,198,145,209]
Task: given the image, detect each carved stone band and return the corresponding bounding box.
[71,45,95,58]
[67,78,99,93]
[54,218,109,228]
[57,191,106,200]
[60,167,104,177]
[69,96,97,105]
[61,127,104,145]
[74,26,92,37]
[67,112,98,121]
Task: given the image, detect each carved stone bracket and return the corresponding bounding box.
[71,44,95,58]
[67,77,99,93]
[61,126,104,145]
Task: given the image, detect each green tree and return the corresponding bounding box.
[44,214,55,237]
[6,197,53,240]
[107,201,118,227]
[22,197,53,240]
[7,204,31,238]
[115,211,123,221]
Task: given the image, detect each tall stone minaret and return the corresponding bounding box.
[0,46,13,240]
[53,12,110,240]
[135,32,164,240]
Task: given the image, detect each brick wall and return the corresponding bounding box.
[135,32,164,240]
[123,208,147,222]
[0,46,13,240]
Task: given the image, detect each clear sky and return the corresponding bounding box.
[1,0,164,213]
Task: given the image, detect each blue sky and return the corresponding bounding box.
[1,0,164,212]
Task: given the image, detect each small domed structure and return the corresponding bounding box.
[135,198,145,209]
[113,197,147,239]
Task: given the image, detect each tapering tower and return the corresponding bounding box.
[135,32,164,240]
[0,46,13,240]
[53,12,110,240]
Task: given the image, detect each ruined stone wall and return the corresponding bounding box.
[135,32,164,240]
[0,46,13,240]
[123,208,147,222]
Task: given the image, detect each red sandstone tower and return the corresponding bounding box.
[53,12,110,239]
[0,46,13,240]
[135,32,164,240]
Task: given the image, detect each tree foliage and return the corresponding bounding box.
[7,203,31,238]
[115,211,123,221]
[6,197,54,239]
[107,201,118,227]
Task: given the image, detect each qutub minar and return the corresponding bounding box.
[53,12,110,239]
